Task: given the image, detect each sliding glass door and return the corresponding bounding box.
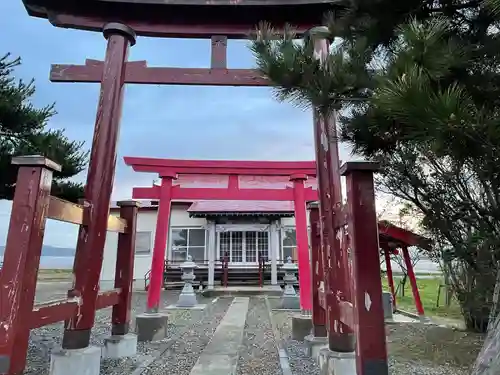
[218,230,269,264]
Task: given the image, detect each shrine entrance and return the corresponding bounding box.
[218,230,269,265]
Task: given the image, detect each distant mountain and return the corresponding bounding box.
[0,245,75,257]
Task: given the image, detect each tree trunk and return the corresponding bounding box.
[472,263,500,374]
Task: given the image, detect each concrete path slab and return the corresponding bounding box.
[189,297,249,375]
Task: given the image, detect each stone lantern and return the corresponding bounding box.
[176,255,198,308]
[281,256,300,309]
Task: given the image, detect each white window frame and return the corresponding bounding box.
[216,229,270,265]
[135,231,152,256]
[169,226,207,262]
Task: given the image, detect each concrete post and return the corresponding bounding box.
[207,221,216,290]
[270,221,279,285]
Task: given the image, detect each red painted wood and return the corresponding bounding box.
[51,62,268,87]
[308,202,326,337]
[48,12,315,39]
[290,175,312,311]
[124,157,317,176]
[95,289,122,310]
[342,162,388,375]
[310,36,354,351]
[383,244,397,310]
[312,111,345,350]
[112,201,140,335]
[378,222,432,250]
[30,289,122,331]
[211,36,227,69]
[147,177,175,311]
[402,246,425,316]
[133,185,318,202]
[62,25,135,349]
[0,158,58,375]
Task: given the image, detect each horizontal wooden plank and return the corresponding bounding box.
[30,289,122,329]
[51,60,269,86]
[96,289,121,309]
[47,196,84,225]
[46,196,127,233]
[107,215,127,233]
[30,298,79,329]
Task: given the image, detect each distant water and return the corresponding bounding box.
[0,256,73,269]
[0,256,442,274]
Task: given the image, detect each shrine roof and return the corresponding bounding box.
[22,0,340,38]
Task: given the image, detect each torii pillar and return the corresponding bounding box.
[136,173,177,342]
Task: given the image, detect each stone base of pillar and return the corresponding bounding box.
[49,346,101,375]
[102,333,138,359]
[291,314,313,341]
[317,348,356,375]
[304,334,328,359]
[135,312,169,342]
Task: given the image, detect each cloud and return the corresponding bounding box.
[0,1,358,246]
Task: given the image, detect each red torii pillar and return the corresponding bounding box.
[147,173,177,312]
[62,23,136,350]
[290,174,312,312]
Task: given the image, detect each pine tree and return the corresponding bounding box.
[0,54,88,202]
[250,0,500,335]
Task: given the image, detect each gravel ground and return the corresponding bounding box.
[236,297,282,375]
[271,311,319,375]
[271,310,485,375]
[141,296,233,375]
[24,284,214,375]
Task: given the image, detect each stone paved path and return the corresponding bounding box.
[189,297,249,375]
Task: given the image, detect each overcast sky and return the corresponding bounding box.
[0,1,359,248]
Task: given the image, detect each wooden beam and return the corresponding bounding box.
[48,12,315,39]
[132,185,318,201]
[124,157,317,176]
[50,59,268,86]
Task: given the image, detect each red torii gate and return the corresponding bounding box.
[125,156,430,319]
[125,156,317,313]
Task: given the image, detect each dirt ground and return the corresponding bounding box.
[387,322,485,370]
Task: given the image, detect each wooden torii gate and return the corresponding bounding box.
[18,0,391,373]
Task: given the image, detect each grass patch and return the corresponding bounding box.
[37,268,72,281]
[382,276,464,321]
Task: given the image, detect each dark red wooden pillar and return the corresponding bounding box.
[308,201,327,337]
[290,174,312,312]
[0,156,60,375]
[111,200,139,336]
[382,244,397,310]
[62,23,136,350]
[341,161,388,375]
[402,245,425,317]
[310,27,353,352]
[147,173,176,312]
